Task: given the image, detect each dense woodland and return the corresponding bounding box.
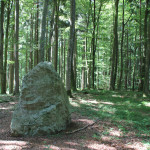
[0,0,150,96]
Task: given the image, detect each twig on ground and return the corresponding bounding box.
[66,119,100,134]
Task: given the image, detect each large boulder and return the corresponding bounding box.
[11,62,70,136]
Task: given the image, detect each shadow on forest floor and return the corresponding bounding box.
[0,91,150,150]
[71,90,150,139]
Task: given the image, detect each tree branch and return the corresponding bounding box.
[66,119,100,134]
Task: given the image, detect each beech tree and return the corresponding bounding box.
[0,1,5,94]
[39,0,49,62]
[110,0,119,90]
[66,0,76,97]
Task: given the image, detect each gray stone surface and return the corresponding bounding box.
[11,62,70,136]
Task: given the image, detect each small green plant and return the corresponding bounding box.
[44,145,52,150]
[92,133,101,140]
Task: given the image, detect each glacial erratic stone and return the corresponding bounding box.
[11,62,70,136]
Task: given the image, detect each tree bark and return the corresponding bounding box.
[110,0,119,90]
[39,0,49,62]
[66,0,76,97]
[29,13,33,70]
[117,0,124,90]
[34,0,39,66]
[138,0,143,91]
[92,0,96,89]
[125,30,129,90]
[3,0,11,93]
[0,1,5,94]
[48,4,55,62]
[14,0,19,94]
[54,0,59,71]
[143,0,150,95]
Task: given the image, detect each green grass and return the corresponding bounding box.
[71,90,150,136]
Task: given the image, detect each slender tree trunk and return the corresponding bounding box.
[29,14,33,70]
[138,0,143,91]
[81,42,85,90]
[54,0,59,71]
[39,0,49,62]
[9,24,15,94]
[132,45,137,91]
[117,0,124,89]
[66,0,76,97]
[48,5,55,62]
[92,0,96,89]
[110,0,119,90]
[72,34,77,91]
[34,0,39,66]
[86,0,91,89]
[46,20,49,61]
[3,0,11,93]
[143,0,150,95]
[14,0,19,94]
[64,39,66,84]
[0,1,5,94]
[125,30,129,90]
[60,33,63,78]
[26,44,28,73]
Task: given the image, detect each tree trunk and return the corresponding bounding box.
[66,0,76,97]
[64,39,66,84]
[143,0,150,95]
[3,0,11,93]
[48,4,55,62]
[39,0,49,62]
[110,0,119,90]
[81,42,85,90]
[72,34,77,91]
[29,13,33,70]
[125,30,129,90]
[117,0,124,89]
[14,0,19,94]
[9,24,15,94]
[0,1,5,94]
[54,0,59,71]
[92,0,96,89]
[138,0,143,91]
[34,0,39,66]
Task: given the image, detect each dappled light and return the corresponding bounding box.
[87,143,117,150]
[0,106,14,110]
[109,129,122,137]
[0,140,28,150]
[100,101,114,105]
[0,91,150,149]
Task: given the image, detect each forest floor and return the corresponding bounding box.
[0,90,150,150]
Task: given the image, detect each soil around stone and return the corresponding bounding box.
[0,94,149,150]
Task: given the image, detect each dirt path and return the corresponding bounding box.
[0,94,149,150]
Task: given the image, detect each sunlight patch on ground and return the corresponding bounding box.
[124,142,147,150]
[70,101,80,107]
[78,119,94,124]
[142,102,150,107]
[109,129,122,137]
[86,100,99,104]
[0,106,14,110]
[87,143,117,150]
[0,140,28,150]
[44,144,61,150]
[100,101,114,105]
[65,142,79,146]
[112,95,123,98]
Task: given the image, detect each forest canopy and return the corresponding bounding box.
[0,0,150,95]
